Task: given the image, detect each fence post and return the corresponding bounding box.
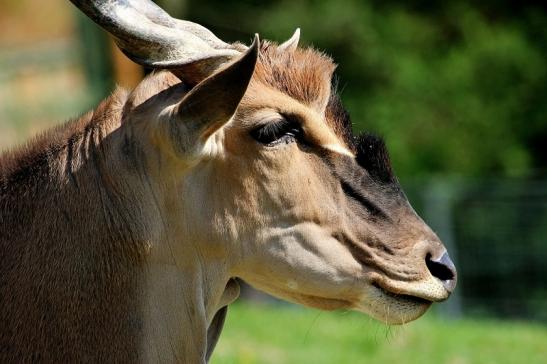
[422,179,463,318]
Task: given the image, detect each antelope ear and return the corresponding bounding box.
[169,35,259,156]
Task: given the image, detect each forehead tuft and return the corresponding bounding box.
[254,41,354,147]
[254,41,335,108]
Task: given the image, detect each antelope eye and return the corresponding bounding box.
[250,118,303,146]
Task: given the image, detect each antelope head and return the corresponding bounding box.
[71,0,456,328]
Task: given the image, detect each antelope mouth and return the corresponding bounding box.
[355,279,435,324]
[371,282,433,306]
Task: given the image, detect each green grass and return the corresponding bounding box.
[211,302,547,364]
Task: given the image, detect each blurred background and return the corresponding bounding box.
[1,0,546,362]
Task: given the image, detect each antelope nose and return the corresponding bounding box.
[426,252,457,293]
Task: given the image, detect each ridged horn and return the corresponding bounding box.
[278,28,300,52]
[69,0,242,75]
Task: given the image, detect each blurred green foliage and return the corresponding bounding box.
[182,0,547,179]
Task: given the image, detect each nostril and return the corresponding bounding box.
[426,252,456,282]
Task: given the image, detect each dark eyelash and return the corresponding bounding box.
[250,118,302,146]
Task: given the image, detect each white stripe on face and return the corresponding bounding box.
[322,143,355,157]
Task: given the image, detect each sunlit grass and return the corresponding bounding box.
[211,302,547,364]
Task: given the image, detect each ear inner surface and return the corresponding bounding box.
[171,35,259,153]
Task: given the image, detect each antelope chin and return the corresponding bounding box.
[354,282,437,325]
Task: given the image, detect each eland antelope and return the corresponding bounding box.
[0,0,457,362]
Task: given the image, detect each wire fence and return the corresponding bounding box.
[408,178,547,322]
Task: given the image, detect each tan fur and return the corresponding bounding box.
[254,42,335,112]
[0,41,453,363]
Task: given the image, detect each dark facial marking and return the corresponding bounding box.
[339,179,387,218]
